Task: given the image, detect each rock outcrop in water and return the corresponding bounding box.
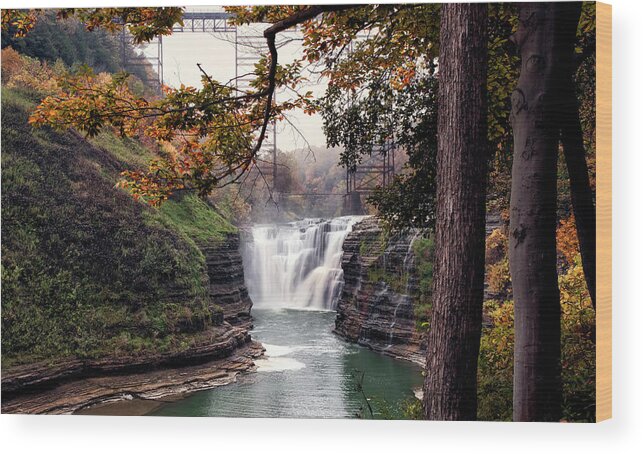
[334,217,427,365]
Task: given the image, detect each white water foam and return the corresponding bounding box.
[243,216,362,310]
[254,344,306,372]
[255,356,306,372]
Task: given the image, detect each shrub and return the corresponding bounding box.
[477,259,596,421]
[412,235,434,329]
[485,228,511,297]
[485,228,507,264]
[1,47,64,93]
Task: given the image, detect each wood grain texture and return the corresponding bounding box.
[422,3,488,420]
[596,1,612,423]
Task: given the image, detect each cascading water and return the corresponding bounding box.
[386,230,420,348]
[243,216,361,310]
[149,216,424,419]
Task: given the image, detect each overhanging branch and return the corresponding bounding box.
[248,5,361,162]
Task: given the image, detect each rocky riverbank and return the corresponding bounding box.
[334,214,507,366]
[334,217,426,365]
[1,331,263,415]
[1,232,261,415]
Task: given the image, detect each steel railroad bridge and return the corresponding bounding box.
[120,10,397,214]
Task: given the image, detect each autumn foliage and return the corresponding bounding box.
[1,47,63,93]
[6,5,449,207]
[2,8,184,43]
[478,217,596,421]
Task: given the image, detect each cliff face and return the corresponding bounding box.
[2,235,259,414]
[200,233,253,330]
[334,217,426,365]
[335,214,507,366]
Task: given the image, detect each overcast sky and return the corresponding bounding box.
[140,13,329,152]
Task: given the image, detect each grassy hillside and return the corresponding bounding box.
[1,87,236,367]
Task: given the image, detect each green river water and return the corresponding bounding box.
[150,308,423,419]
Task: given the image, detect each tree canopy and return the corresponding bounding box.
[2,5,595,215]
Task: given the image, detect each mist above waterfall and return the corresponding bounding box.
[242,217,361,310]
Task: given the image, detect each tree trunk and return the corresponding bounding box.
[560,67,596,309]
[509,2,581,422]
[423,3,488,421]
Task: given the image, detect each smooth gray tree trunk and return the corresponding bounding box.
[560,71,597,309]
[509,2,581,422]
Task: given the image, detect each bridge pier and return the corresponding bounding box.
[342,192,365,216]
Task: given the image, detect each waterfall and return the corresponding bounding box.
[243,217,361,310]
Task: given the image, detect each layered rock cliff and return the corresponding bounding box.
[2,243,260,414]
[334,214,507,366]
[199,233,253,330]
[334,217,426,365]
[2,332,263,415]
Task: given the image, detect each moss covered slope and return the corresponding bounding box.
[1,88,235,367]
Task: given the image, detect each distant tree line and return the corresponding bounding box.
[2,12,154,88]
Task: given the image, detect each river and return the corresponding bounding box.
[150,217,423,418]
[150,308,422,418]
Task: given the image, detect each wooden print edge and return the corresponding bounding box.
[595,0,612,423]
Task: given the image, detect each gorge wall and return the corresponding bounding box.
[334,217,427,365]
[1,90,260,413]
[334,215,505,366]
[200,233,253,329]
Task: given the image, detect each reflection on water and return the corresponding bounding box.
[150,309,423,418]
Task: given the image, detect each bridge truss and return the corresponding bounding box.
[346,142,396,194]
[234,24,278,189]
[119,10,397,209]
[119,11,278,189]
[119,29,164,91]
